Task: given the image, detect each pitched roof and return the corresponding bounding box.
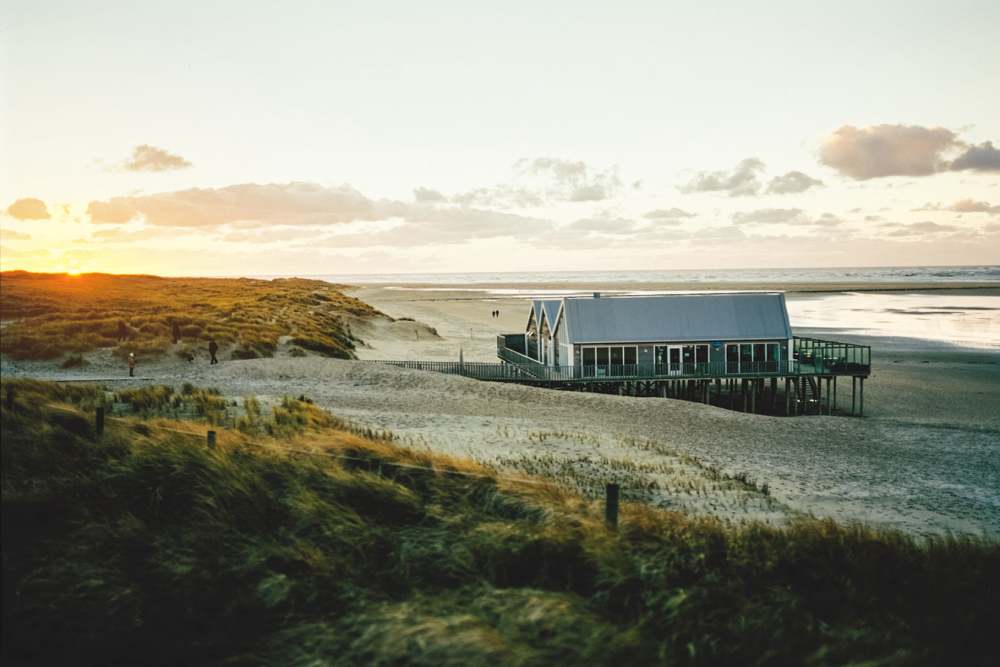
[532,299,563,331]
[560,293,792,344]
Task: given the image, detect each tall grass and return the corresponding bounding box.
[2,379,998,666]
[0,271,380,361]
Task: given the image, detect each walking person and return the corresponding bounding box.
[208,338,219,365]
[127,352,136,377]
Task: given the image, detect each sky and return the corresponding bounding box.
[2,0,999,276]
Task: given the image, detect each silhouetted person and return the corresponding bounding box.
[172,321,181,344]
[127,352,136,377]
[118,320,128,342]
[208,339,219,365]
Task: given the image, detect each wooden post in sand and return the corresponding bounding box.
[95,406,105,436]
[851,377,857,416]
[207,430,217,449]
[605,483,620,529]
[859,377,865,417]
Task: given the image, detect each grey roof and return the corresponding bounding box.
[561,293,792,344]
[532,299,563,331]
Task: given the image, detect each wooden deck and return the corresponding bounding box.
[369,336,871,416]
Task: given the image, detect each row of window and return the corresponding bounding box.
[578,342,785,376]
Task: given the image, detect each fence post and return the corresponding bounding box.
[207,430,217,449]
[95,406,105,436]
[605,483,620,530]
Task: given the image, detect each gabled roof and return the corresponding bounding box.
[560,293,792,344]
[531,299,563,334]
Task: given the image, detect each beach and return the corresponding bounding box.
[8,277,996,538]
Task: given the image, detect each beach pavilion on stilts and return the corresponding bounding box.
[495,292,871,416]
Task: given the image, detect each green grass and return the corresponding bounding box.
[2,379,998,666]
[0,271,381,361]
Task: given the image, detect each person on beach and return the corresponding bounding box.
[172,320,181,344]
[127,352,136,377]
[208,339,219,365]
[118,320,128,342]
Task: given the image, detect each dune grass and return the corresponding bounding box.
[2,379,998,666]
[0,271,381,361]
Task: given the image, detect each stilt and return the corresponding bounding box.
[816,376,822,415]
[851,376,856,416]
[784,378,790,415]
[859,377,865,416]
[833,376,837,412]
[742,380,748,412]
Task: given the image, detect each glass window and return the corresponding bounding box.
[740,343,753,373]
[610,346,623,366]
[596,347,609,366]
[583,347,595,368]
[624,347,637,365]
[726,344,739,374]
[696,345,709,364]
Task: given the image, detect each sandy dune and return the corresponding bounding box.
[5,284,998,538]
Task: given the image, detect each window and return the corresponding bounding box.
[726,345,739,374]
[726,342,782,374]
[581,345,638,377]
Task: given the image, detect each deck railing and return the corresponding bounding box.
[793,336,870,375]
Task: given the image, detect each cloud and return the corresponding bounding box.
[442,158,622,208]
[642,207,695,220]
[122,144,192,172]
[949,141,1000,172]
[6,197,50,220]
[819,124,959,179]
[766,171,823,194]
[450,186,544,208]
[820,124,1000,179]
[733,208,803,224]
[515,157,623,202]
[882,221,958,237]
[732,208,842,226]
[85,181,553,248]
[1,228,31,240]
[914,199,1000,215]
[679,158,765,196]
[413,187,446,203]
[87,182,380,227]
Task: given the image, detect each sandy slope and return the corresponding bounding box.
[5,285,998,538]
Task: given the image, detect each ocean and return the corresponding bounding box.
[298,265,1000,351]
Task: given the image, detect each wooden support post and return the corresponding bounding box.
[826,378,832,415]
[95,406,105,436]
[784,378,790,415]
[750,381,756,413]
[207,430,217,449]
[742,380,748,412]
[833,377,837,412]
[605,483,620,530]
[816,376,822,415]
[859,377,864,417]
[851,377,857,416]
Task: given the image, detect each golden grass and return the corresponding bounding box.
[0,271,381,361]
[3,379,998,666]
